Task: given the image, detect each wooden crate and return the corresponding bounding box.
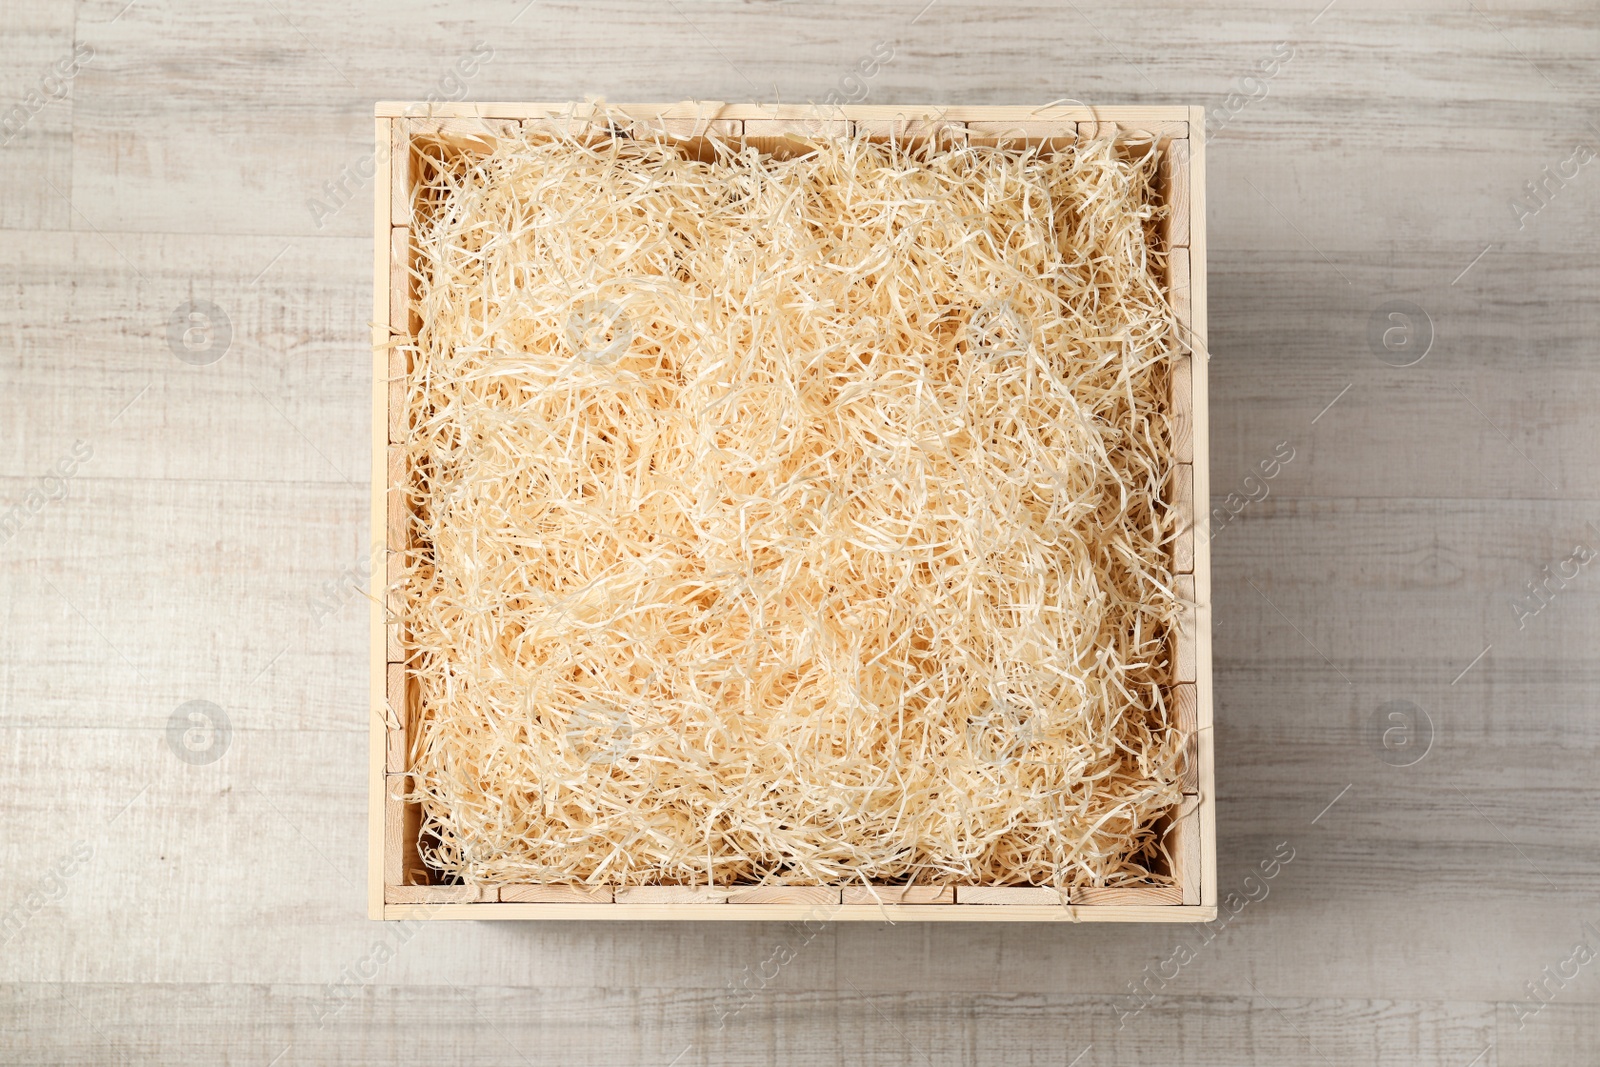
[369,103,1213,923]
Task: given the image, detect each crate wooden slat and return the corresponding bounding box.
[841,885,955,905]
[627,116,742,140]
[384,444,406,666]
[389,119,408,229]
[385,885,494,905]
[371,103,1214,922]
[965,120,1076,150]
[1070,886,1183,906]
[387,228,409,444]
[1172,574,1197,685]
[857,114,965,145]
[742,118,852,159]
[1173,682,1199,795]
[375,102,1198,124]
[1170,356,1193,463]
[1171,464,1194,575]
[1116,119,1189,142]
[386,446,406,554]
[1164,141,1191,250]
[500,885,615,904]
[403,116,520,153]
[383,772,425,888]
[1171,795,1203,906]
[1077,118,1189,144]
[726,886,840,905]
[614,887,733,904]
[384,662,406,772]
[388,227,411,337]
[384,547,403,665]
[955,887,1063,906]
[1169,246,1192,353]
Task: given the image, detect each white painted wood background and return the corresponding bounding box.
[2,0,1597,1063]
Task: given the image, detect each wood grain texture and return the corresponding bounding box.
[1172,574,1197,684]
[856,115,965,144]
[385,546,403,664]
[0,984,1498,1067]
[626,116,741,140]
[385,444,406,666]
[0,9,77,231]
[1496,1003,1600,1067]
[954,887,1063,906]
[383,884,491,904]
[613,887,732,904]
[1172,682,1198,795]
[7,726,1596,985]
[964,119,1075,150]
[841,885,955,905]
[383,661,405,772]
[742,117,851,158]
[1164,140,1191,249]
[726,886,840,905]
[1171,463,1194,574]
[387,225,409,445]
[1169,245,1193,353]
[1069,886,1182,906]
[1185,110,1216,912]
[1114,119,1188,142]
[1171,795,1202,906]
[382,773,422,887]
[403,115,520,153]
[5,0,1597,1061]
[1171,355,1193,463]
[389,118,407,228]
[499,885,615,904]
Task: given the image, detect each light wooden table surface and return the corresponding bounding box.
[2,1,1597,1064]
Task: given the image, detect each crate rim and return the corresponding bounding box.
[369,102,1214,921]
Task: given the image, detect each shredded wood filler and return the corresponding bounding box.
[396,115,1185,890]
